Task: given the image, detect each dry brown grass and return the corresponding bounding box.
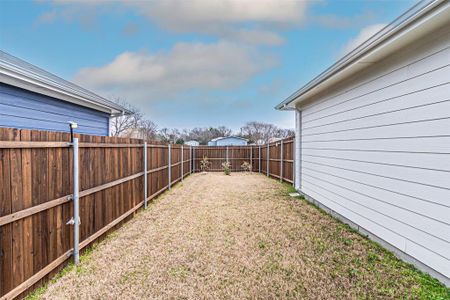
[38,173,449,300]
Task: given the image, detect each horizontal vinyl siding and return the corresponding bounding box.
[0,82,110,136]
[216,138,247,146]
[300,26,450,278]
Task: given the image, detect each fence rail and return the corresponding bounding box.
[0,127,293,299]
[0,127,192,300]
[192,138,294,184]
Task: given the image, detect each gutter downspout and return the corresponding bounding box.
[294,109,302,191]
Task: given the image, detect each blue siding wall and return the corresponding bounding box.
[0,83,110,136]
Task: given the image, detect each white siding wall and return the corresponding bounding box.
[299,25,450,279]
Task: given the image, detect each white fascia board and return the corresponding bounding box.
[277,0,450,110]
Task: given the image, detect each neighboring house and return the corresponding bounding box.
[276,0,450,285]
[0,51,130,136]
[208,136,248,146]
[267,137,283,143]
[185,140,200,146]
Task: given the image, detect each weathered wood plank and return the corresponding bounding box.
[0,141,69,149]
[1,126,293,299]
[0,250,72,300]
[46,130,57,267]
[0,128,13,295]
[79,143,144,148]
[10,129,24,288]
[20,130,33,281]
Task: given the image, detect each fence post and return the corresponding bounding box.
[266,143,269,177]
[280,139,283,182]
[192,146,195,172]
[226,146,229,163]
[168,144,172,190]
[250,146,252,172]
[72,137,80,264]
[144,142,148,209]
[181,145,184,182]
[190,146,192,174]
[258,146,261,173]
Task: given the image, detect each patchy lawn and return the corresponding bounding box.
[36,173,449,299]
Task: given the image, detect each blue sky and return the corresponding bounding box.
[0,0,415,131]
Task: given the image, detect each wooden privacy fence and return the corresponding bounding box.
[193,137,294,184]
[0,127,293,300]
[0,127,191,300]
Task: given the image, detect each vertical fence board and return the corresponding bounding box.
[0,127,293,299]
[20,130,33,283]
[11,128,24,289]
[0,128,13,295]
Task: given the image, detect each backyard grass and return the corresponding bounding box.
[36,173,449,299]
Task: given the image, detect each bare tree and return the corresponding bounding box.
[275,128,295,139]
[240,121,293,144]
[183,126,232,145]
[137,120,158,141]
[217,126,232,137]
[158,128,181,144]
[109,98,142,137]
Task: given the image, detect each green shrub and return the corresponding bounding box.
[222,161,231,175]
[200,156,211,172]
[241,161,252,172]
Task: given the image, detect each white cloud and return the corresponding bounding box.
[341,23,387,56]
[129,0,307,31]
[37,0,307,45]
[74,41,277,101]
[231,29,285,46]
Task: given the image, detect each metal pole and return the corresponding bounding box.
[168,144,172,190]
[258,146,261,173]
[250,146,252,172]
[193,146,195,172]
[280,140,283,182]
[266,143,269,176]
[72,138,80,264]
[190,146,192,174]
[181,145,184,182]
[144,142,148,209]
[226,146,229,163]
[295,109,302,190]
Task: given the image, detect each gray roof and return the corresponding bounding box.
[0,50,131,116]
[210,136,248,142]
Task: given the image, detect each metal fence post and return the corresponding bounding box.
[280,139,283,182]
[181,145,184,182]
[190,146,192,174]
[144,142,148,209]
[226,146,229,163]
[192,146,195,172]
[168,144,172,190]
[72,137,80,264]
[266,143,269,177]
[250,146,252,172]
[258,146,261,173]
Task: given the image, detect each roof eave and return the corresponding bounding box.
[276,0,449,111]
[0,53,132,116]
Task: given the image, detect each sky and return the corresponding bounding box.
[0,0,416,131]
